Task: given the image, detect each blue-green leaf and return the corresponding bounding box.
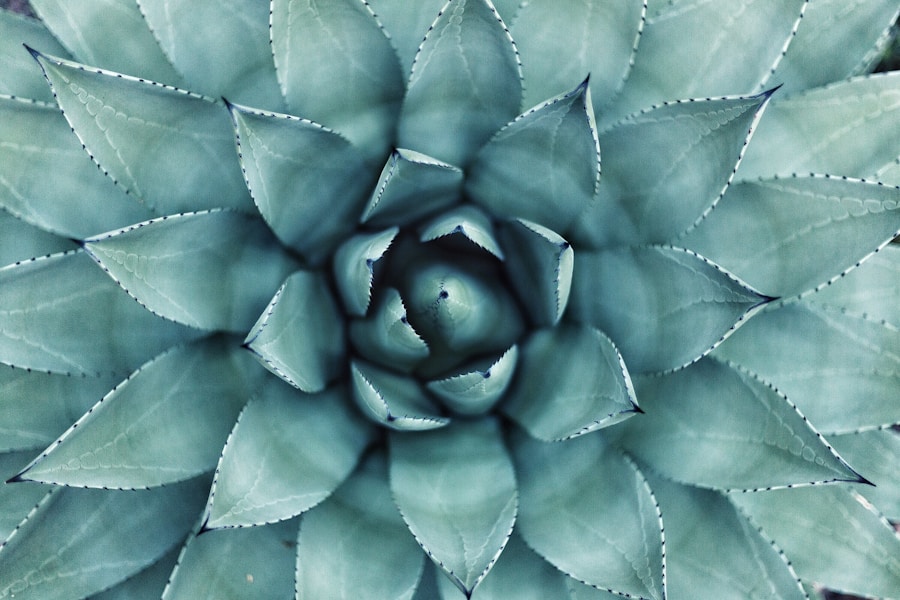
[13,338,260,489]
[91,548,179,600]
[348,287,430,374]
[397,0,523,167]
[367,0,446,76]
[419,205,504,259]
[390,418,517,596]
[204,382,372,529]
[0,10,70,101]
[426,346,517,416]
[503,324,637,441]
[511,428,665,600]
[830,429,900,521]
[84,210,298,332]
[0,208,75,267]
[351,360,449,431]
[569,246,769,373]
[0,452,50,543]
[244,270,345,394]
[333,227,399,317]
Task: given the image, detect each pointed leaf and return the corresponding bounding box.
[0,250,194,376]
[348,287,430,373]
[511,428,665,600]
[333,227,399,317]
[0,477,207,600]
[351,360,449,431]
[0,96,153,238]
[0,452,51,543]
[732,485,900,599]
[91,547,179,600]
[84,210,298,332]
[204,382,373,529]
[390,418,517,596]
[0,208,75,267]
[271,0,404,162]
[244,270,345,393]
[162,520,297,600]
[229,102,374,265]
[569,246,769,373]
[427,346,517,416]
[397,0,523,167]
[367,0,447,75]
[466,78,600,235]
[15,338,261,489]
[296,451,424,600]
[498,219,573,326]
[830,429,900,521]
[137,0,284,111]
[0,10,70,101]
[419,205,504,259]
[682,176,900,298]
[622,357,861,491]
[714,301,900,433]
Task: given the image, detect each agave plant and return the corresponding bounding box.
[1,0,899,598]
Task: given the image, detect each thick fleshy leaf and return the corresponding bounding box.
[296,451,424,600]
[0,208,75,267]
[84,210,297,332]
[739,72,900,183]
[467,79,600,235]
[243,270,345,394]
[426,346,517,416]
[13,338,260,489]
[714,301,900,433]
[91,548,179,600]
[367,0,447,76]
[162,520,297,600]
[647,474,806,600]
[361,148,463,227]
[682,176,900,298]
[574,91,773,248]
[0,452,50,543]
[351,360,449,430]
[511,428,665,600]
[29,0,184,85]
[229,102,374,265]
[0,250,193,376]
[419,205,504,259]
[333,227,399,317]
[569,246,769,373]
[137,0,284,111]
[0,10,70,101]
[503,324,637,441]
[830,429,900,521]
[622,357,862,491]
[511,0,645,112]
[349,287,430,373]
[390,418,517,596]
[204,382,372,529]
[498,219,573,326]
[270,0,404,162]
[31,51,250,213]
[0,477,207,600]
[397,0,523,167]
[0,96,153,238]
[732,485,900,599]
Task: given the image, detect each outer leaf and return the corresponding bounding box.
[622,357,862,491]
[333,227,399,317]
[244,270,345,394]
[419,205,504,259]
[511,428,665,600]
[348,287,430,373]
[367,0,447,76]
[0,250,193,376]
[390,418,517,596]
[31,51,250,213]
[397,0,523,167]
[830,429,900,521]
[714,301,900,433]
[0,96,153,239]
[162,520,297,600]
[574,92,773,248]
[229,102,374,265]
[732,485,900,599]
[85,210,297,332]
[466,78,600,235]
[91,548,179,600]
[271,0,404,162]
[137,0,284,111]
[426,346,517,416]
[0,10,70,101]
[295,451,424,600]
[568,246,769,373]
[204,382,373,529]
[351,360,449,431]
[682,176,900,298]
[503,324,637,441]
[29,0,184,85]
[0,208,75,267]
[0,477,207,600]
[0,452,50,543]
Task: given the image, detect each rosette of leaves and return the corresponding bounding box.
[1,1,899,599]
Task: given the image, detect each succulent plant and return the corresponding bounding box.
[1,0,900,598]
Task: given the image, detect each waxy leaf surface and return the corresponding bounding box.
[0,209,75,267]
[0,10,70,100]
[333,227,399,317]
[830,429,900,521]
[427,346,517,416]
[351,360,449,431]
[349,287,430,373]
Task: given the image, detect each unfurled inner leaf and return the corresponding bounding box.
[419,205,504,259]
[426,346,517,416]
[349,287,430,374]
[333,227,399,317]
[351,360,449,431]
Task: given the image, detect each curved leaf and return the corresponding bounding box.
[830,429,900,521]
[502,324,637,441]
[511,428,665,600]
[0,10,70,101]
[466,78,600,235]
[419,205,504,259]
[569,246,769,373]
[0,451,51,543]
[348,287,430,373]
[91,547,179,600]
[351,360,449,431]
[333,227,399,317]
[397,0,523,167]
[426,346,517,416]
[204,382,372,529]
[0,208,75,267]
[390,418,517,596]
[367,0,446,76]
[13,338,260,489]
